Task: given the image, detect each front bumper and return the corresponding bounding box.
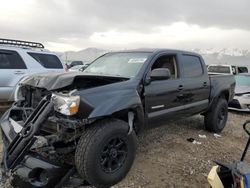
[1,108,21,143]
[11,155,69,188]
[0,99,73,187]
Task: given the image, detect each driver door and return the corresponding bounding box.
[144,53,184,127]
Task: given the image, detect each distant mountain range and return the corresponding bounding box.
[192,48,250,67]
[58,48,250,67]
[59,48,107,63]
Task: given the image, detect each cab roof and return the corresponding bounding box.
[110,48,201,56]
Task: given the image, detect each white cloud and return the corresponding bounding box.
[46,42,81,52]
[0,0,34,21]
[0,0,250,51]
[89,22,250,50]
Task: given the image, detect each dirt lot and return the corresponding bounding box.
[1,111,250,188]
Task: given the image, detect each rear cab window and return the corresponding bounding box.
[180,55,203,78]
[208,66,231,74]
[28,52,63,69]
[0,50,27,69]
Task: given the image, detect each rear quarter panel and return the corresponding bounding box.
[209,74,235,103]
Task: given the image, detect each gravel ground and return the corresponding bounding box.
[1,110,250,187]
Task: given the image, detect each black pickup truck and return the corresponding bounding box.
[0,49,235,188]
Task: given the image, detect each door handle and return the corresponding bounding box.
[177,94,184,98]
[14,71,25,75]
[203,82,207,87]
[178,85,183,91]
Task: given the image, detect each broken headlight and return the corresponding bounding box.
[52,93,80,116]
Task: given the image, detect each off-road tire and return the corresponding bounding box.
[204,98,228,133]
[75,119,137,188]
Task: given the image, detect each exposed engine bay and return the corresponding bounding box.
[1,90,92,187]
[8,90,80,163]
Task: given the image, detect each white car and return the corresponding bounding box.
[229,74,250,112]
[0,38,66,102]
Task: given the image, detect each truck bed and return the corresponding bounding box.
[208,74,235,103]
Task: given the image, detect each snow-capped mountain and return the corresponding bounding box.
[59,48,108,63]
[192,48,250,57]
[191,48,250,66]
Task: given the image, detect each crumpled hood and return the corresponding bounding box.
[20,71,128,91]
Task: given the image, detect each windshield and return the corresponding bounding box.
[235,75,250,87]
[84,52,151,78]
[208,66,231,74]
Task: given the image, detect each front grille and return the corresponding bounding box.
[229,99,241,109]
[23,87,51,108]
[31,89,44,108]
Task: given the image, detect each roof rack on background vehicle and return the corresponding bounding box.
[0,38,44,49]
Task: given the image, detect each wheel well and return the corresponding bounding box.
[111,108,144,134]
[85,107,144,134]
[219,90,229,101]
[203,90,229,115]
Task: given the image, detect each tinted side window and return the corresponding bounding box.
[71,61,83,67]
[238,67,248,73]
[28,53,63,69]
[181,55,203,78]
[0,50,27,69]
[151,55,178,79]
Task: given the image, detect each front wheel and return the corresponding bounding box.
[204,98,228,133]
[75,119,137,188]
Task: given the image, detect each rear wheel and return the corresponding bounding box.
[75,119,136,188]
[204,98,228,133]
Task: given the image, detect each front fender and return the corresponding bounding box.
[88,90,143,118]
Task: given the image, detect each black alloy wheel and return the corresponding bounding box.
[100,137,128,173]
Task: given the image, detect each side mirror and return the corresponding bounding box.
[150,68,171,80]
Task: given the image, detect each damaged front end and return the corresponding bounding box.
[0,71,143,187]
[1,86,88,188]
